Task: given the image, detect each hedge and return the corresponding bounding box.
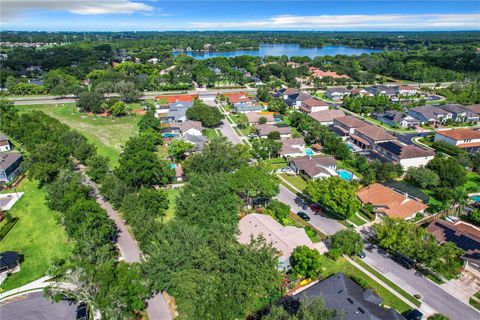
[0,217,19,241]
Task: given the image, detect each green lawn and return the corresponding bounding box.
[0,178,72,291]
[203,128,220,140]
[163,188,181,224]
[319,255,412,313]
[353,258,421,307]
[263,157,288,169]
[17,104,140,167]
[347,213,366,227]
[279,173,308,192]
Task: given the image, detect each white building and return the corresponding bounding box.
[374,141,435,169]
[434,128,480,153]
[0,135,11,152]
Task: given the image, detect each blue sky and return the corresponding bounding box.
[1,1,479,31]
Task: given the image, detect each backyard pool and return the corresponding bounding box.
[162,133,178,138]
[337,169,353,181]
[305,148,314,156]
[346,143,354,150]
[471,195,480,203]
[170,163,177,169]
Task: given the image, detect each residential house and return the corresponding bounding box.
[427,220,480,277]
[233,103,263,113]
[275,87,299,101]
[434,128,480,153]
[374,110,420,128]
[224,92,253,105]
[332,116,369,138]
[397,85,417,96]
[0,134,11,152]
[350,88,373,97]
[464,104,480,115]
[294,272,406,320]
[155,93,197,104]
[174,164,185,182]
[256,124,292,139]
[326,87,350,101]
[373,141,435,169]
[285,92,312,109]
[238,213,316,269]
[246,112,275,125]
[175,120,204,136]
[279,138,306,158]
[300,98,329,114]
[289,156,337,179]
[367,85,398,97]
[356,183,428,220]
[439,104,480,123]
[350,125,397,150]
[309,67,351,80]
[0,251,20,276]
[182,134,208,152]
[407,106,452,125]
[309,109,346,126]
[287,61,300,68]
[158,101,194,123]
[0,153,23,183]
[28,79,44,86]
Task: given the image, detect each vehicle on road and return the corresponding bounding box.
[281,167,293,173]
[297,211,310,221]
[404,309,423,320]
[76,302,88,320]
[392,252,415,270]
[309,204,322,213]
[358,251,366,259]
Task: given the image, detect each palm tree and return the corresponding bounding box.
[452,188,469,216]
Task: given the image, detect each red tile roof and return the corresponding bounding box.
[155,94,198,103]
[309,67,351,79]
[224,92,252,104]
[436,128,480,141]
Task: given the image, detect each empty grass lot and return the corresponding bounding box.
[0,178,72,291]
[163,188,181,224]
[18,104,140,167]
[279,173,308,192]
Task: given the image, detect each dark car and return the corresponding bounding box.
[404,309,423,320]
[392,253,415,270]
[358,251,366,259]
[76,302,88,320]
[309,204,322,213]
[297,211,310,221]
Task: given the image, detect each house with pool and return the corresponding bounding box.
[373,141,435,169]
[309,109,345,126]
[350,125,397,150]
[279,138,306,158]
[289,156,338,179]
[332,116,369,138]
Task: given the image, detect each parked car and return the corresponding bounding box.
[392,253,415,270]
[281,167,293,173]
[358,251,366,259]
[309,204,322,213]
[297,211,310,221]
[404,309,423,320]
[76,302,88,320]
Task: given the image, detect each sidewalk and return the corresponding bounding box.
[0,276,51,301]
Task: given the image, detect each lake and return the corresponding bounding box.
[173,44,382,59]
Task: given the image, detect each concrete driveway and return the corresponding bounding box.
[0,292,77,320]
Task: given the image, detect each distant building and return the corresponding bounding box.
[309,67,351,80]
[275,87,300,101]
[326,87,350,101]
[439,104,480,123]
[233,103,263,113]
[299,98,329,113]
[0,134,11,152]
[280,138,306,158]
[367,85,398,97]
[285,92,312,109]
[356,183,428,220]
[256,124,292,139]
[350,125,397,150]
[238,213,316,269]
[434,128,480,153]
[350,88,373,97]
[309,109,345,126]
[374,110,420,128]
[332,116,369,138]
[289,156,337,179]
[407,106,452,125]
[246,112,275,125]
[373,141,435,169]
[0,153,23,183]
[294,272,406,320]
[397,85,417,96]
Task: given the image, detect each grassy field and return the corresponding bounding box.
[263,157,288,169]
[279,173,308,191]
[319,255,412,313]
[347,213,366,227]
[0,178,72,291]
[18,104,140,166]
[163,188,181,224]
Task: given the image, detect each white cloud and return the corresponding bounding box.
[1,0,154,22]
[189,13,480,30]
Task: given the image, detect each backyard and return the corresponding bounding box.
[0,178,72,291]
[18,104,140,166]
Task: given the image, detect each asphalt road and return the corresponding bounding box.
[276,185,344,236]
[0,292,77,320]
[363,244,480,320]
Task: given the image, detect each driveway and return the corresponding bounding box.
[276,185,344,236]
[363,245,480,320]
[0,292,77,320]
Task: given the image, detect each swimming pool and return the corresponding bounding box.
[337,169,353,181]
[471,195,480,202]
[305,148,314,156]
[346,143,354,150]
[170,163,177,169]
[162,133,178,138]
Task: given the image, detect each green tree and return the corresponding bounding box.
[86,155,110,182]
[252,138,282,159]
[229,165,279,207]
[267,131,281,140]
[111,101,127,117]
[267,98,288,114]
[305,177,361,220]
[168,139,195,160]
[138,110,160,132]
[266,199,291,221]
[115,80,140,102]
[77,91,105,113]
[426,157,467,188]
[406,167,440,189]
[290,246,322,279]
[44,69,79,96]
[186,99,223,127]
[330,229,364,257]
[428,314,450,320]
[258,116,268,124]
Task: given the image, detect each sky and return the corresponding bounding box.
[1,0,480,31]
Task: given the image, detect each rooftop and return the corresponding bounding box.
[302,98,329,108]
[0,152,23,170]
[309,109,345,123]
[246,112,275,123]
[155,94,198,104]
[436,128,480,141]
[256,124,292,136]
[334,116,369,129]
[291,155,337,178]
[224,92,252,104]
[357,183,428,219]
[376,141,435,159]
[354,125,396,142]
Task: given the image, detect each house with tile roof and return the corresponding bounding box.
[427,220,480,277]
[366,85,398,97]
[326,87,351,101]
[373,141,435,169]
[299,98,329,114]
[279,138,306,158]
[289,156,337,179]
[350,88,373,97]
[246,112,275,125]
[464,104,480,115]
[407,105,452,125]
[350,125,397,150]
[155,93,198,104]
[233,102,263,113]
[309,109,346,126]
[332,116,369,138]
[309,67,351,80]
[397,85,417,96]
[238,213,316,269]
[356,183,428,220]
[0,134,11,152]
[175,120,204,136]
[285,92,312,109]
[224,92,253,105]
[374,110,420,128]
[434,128,480,153]
[294,272,406,320]
[256,124,292,139]
[439,104,480,123]
[275,87,300,100]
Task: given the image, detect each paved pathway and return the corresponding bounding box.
[0,276,50,301]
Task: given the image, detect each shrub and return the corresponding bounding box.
[327,248,342,260]
[0,217,19,241]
